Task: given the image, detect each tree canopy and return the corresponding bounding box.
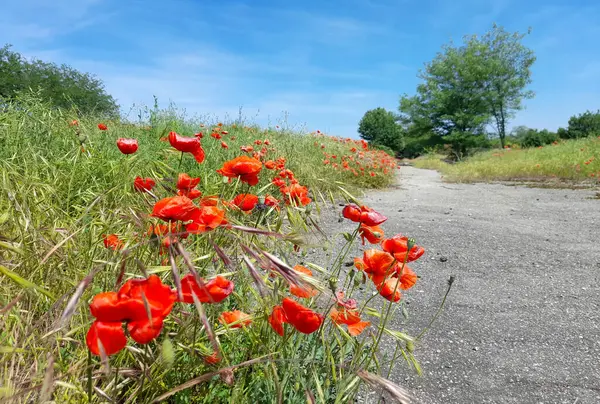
[0,44,119,116]
[358,107,404,154]
[397,25,535,156]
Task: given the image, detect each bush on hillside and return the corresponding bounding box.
[560,110,600,139]
[443,131,490,160]
[520,128,559,148]
[0,44,118,116]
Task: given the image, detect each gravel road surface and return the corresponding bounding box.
[316,166,600,404]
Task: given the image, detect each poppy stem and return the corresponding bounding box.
[87,349,93,402]
[415,275,455,341]
[178,151,184,170]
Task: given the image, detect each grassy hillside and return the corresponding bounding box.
[413,136,600,184]
[0,99,420,403]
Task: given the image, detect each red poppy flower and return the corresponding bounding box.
[362,249,395,276]
[70,119,79,127]
[180,274,233,303]
[177,173,201,191]
[146,223,179,238]
[361,205,384,222]
[117,138,138,154]
[204,351,221,364]
[195,132,203,138]
[342,204,361,222]
[232,194,259,211]
[151,196,196,222]
[275,158,286,169]
[279,169,294,179]
[354,257,367,271]
[210,132,222,139]
[127,316,164,344]
[199,195,219,206]
[221,141,229,149]
[397,264,418,290]
[378,278,402,302]
[330,307,370,336]
[219,310,252,328]
[103,234,123,250]
[264,194,280,207]
[342,204,387,226]
[265,160,276,170]
[281,298,323,334]
[264,139,270,145]
[217,156,263,186]
[290,265,318,299]
[168,131,205,163]
[89,291,145,323]
[117,275,176,320]
[178,188,202,200]
[97,123,108,131]
[381,235,425,262]
[359,224,384,245]
[221,130,229,135]
[272,177,286,189]
[86,321,126,356]
[240,145,254,153]
[133,176,156,193]
[281,184,311,206]
[268,305,287,336]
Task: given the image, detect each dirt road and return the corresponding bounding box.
[321,167,600,403]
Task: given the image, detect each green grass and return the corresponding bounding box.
[0,98,418,403]
[412,136,600,184]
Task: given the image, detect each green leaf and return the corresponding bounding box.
[0,265,54,299]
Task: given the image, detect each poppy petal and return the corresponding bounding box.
[86,321,126,356]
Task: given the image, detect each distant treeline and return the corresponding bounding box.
[0,44,118,116]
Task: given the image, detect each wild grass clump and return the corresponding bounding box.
[412,136,600,184]
[0,96,437,403]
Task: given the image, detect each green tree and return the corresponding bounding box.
[0,44,119,116]
[398,25,536,155]
[401,42,492,138]
[467,25,536,148]
[358,107,404,153]
[398,42,491,159]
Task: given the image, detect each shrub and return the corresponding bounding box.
[371,143,396,157]
[401,133,445,158]
[561,110,600,139]
[520,128,559,148]
[442,131,490,160]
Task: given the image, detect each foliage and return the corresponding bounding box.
[0,44,118,116]
[398,24,535,155]
[465,25,535,147]
[515,127,559,148]
[0,97,433,403]
[560,110,600,139]
[398,43,490,139]
[358,107,404,154]
[443,132,491,159]
[412,135,600,183]
[370,143,396,157]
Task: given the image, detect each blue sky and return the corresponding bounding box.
[2,0,599,137]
